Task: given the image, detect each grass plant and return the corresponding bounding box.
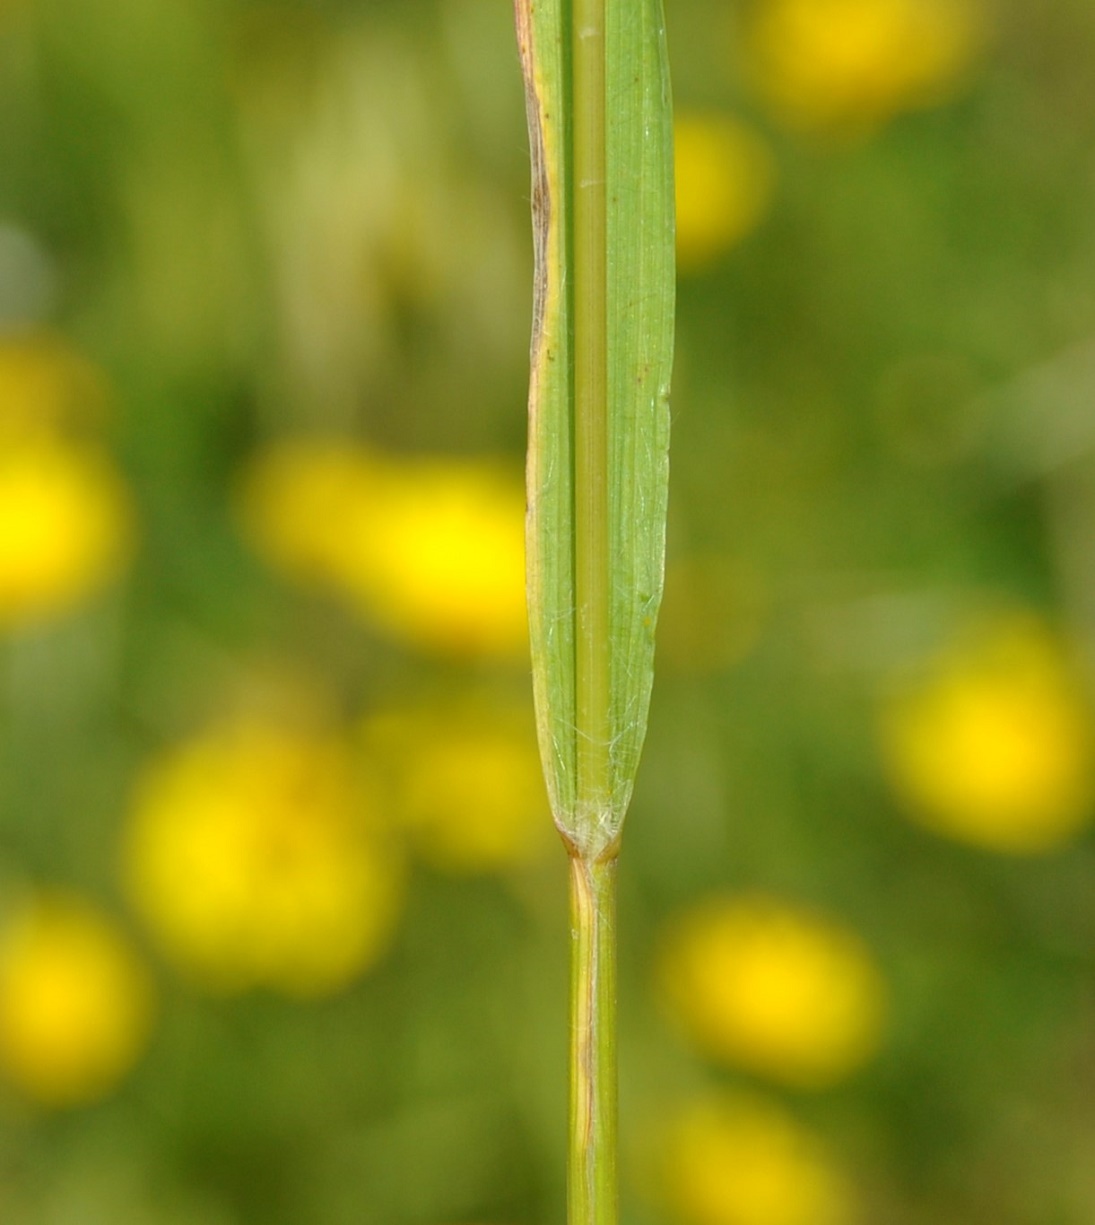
[513,0,675,1221]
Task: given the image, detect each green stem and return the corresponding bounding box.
[571,2,617,1222]
[568,851,618,1225]
[572,0,611,823]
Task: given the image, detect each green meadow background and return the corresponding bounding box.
[2,1,1095,1223]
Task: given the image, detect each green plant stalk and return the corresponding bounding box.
[568,852,617,1225]
[514,0,673,1218]
[570,2,616,1222]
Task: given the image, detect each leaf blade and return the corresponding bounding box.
[517,0,674,856]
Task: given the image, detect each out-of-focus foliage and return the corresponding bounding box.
[2,0,1095,1221]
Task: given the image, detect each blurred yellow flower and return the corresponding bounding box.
[0,437,134,629]
[745,0,985,135]
[659,1092,855,1225]
[361,699,552,874]
[674,113,775,273]
[236,440,374,584]
[878,612,1095,853]
[657,894,886,1088]
[238,440,527,658]
[353,456,527,657]
[0,333,108,438]
[0,891,154,1109]
[123,720,403,997]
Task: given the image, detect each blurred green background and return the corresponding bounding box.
[3,0,1095,1222]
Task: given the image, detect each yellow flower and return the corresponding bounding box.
[746,0,985,135]
[0,333,108,438]
[675,113,775,273]
[238,440,527,658]
[351,456,527,657]
[878,612,1095,853]
[0,891,154,1109]
[235,440,375,584]
[657,894,886,1088]
[658,1092,855,1225]
[361,698,552,874]
[123,721,403,997]
[0,437,134,628]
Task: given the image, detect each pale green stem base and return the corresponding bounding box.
[568,851,618,1225]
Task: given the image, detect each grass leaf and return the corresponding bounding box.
[516,0,674,858]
